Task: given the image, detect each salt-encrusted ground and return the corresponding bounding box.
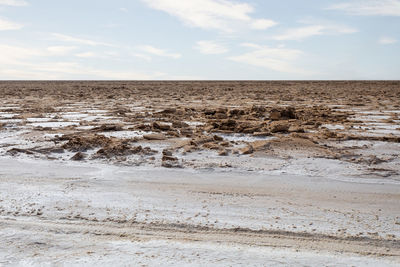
[1,81,399,265]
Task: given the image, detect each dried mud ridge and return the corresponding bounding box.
[2,216,400,259]
[1,81,400,174]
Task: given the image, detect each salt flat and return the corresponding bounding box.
[0,81,399,265]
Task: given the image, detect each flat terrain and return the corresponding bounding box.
[0,81,400,265]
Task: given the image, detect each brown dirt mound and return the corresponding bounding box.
[250,136,335,158]
[62,134,112,152]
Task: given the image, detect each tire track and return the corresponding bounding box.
[1,216,399,259]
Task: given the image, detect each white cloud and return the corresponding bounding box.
[52,33,114,47]
[0,17,23,30]
[132,53,152,61]
[137,45,181,59]
[75,52,97,58]
[379,37,398,44]
[228,43,312,75]
[194,40,228,54]
[273,25,325,41]
[273,24,357,41]
[141,0,277,32]
[0,0,28,6]
[119,7,128,12]
[47,46,77,55]
[250,19,277,30]
[0,44,41,64]
[0,44,164,79]
[327,0,400,16]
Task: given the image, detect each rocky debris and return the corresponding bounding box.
[179,128,193,137]
[250,105,267,117]
[218,149,228,156]
[3,81,399,170]
[62,134,111,152]
[240,145,254,155]
[48,148,65,153]
[203,142,221,150]
[218,119,237,131]
[162,155,178,162]
[269,121,290,133]
[161,149,181,168]
[204,109,216,116]
[6,147,64,156]
[288,125,305,133]
[260,136,331,158]
[162,149,173,157]
[183,145,196,153]
[60,134,156,160]
[92,124,123,132]
[354,155,387,165]
[227,108,245,118]
[250,140,270,151]
[7,148,35,156]
[70,152,86,161]
[95,145,156,159]
[191,135,215,146]
[172,120,189,128]
[269,107,296,120]
[135,123,152,131]
[253,131,271,137]
[112,108,130,116]
[153,121,171,131]
[171,139,191,149]
[213,135,224,141]
[208,118,266,134]
[143,133,166,140]
[158,108,177,114]
[33,126,53,131]
[235,121,263,134]
[320,129,338,139]
[345,134,400,143]
[220,141,230,147]
[166,130,180,137]
[204,108,228,118]
[295,106,348,123]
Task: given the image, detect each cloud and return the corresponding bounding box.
[0,44,41,64]
[379,37,398,44]
[75,52,97,58]
[327,0,400,16]
[0,63,158,80]
[47,46,77,55]
[0,44,164,79]
[228,43,312,75]
[250,19,277,30]
[194,40,228,54]
[52,33,115,47]
[132,53,152,61]
[0,17,23,30]
[0,0,28,6]
[273,24,357,41]
[141,0,277,32]
[137,45,181,59]
[273,25,325,41]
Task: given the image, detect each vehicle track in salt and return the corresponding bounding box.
[1,216,399,260]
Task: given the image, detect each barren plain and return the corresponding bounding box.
[0,81,400,265]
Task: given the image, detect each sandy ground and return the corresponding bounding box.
[0,81,400,265]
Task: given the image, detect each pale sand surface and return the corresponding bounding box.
[0,158,399,265]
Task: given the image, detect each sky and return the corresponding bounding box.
[0,0,399,80]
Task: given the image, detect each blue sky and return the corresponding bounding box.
[0,0,399,80]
